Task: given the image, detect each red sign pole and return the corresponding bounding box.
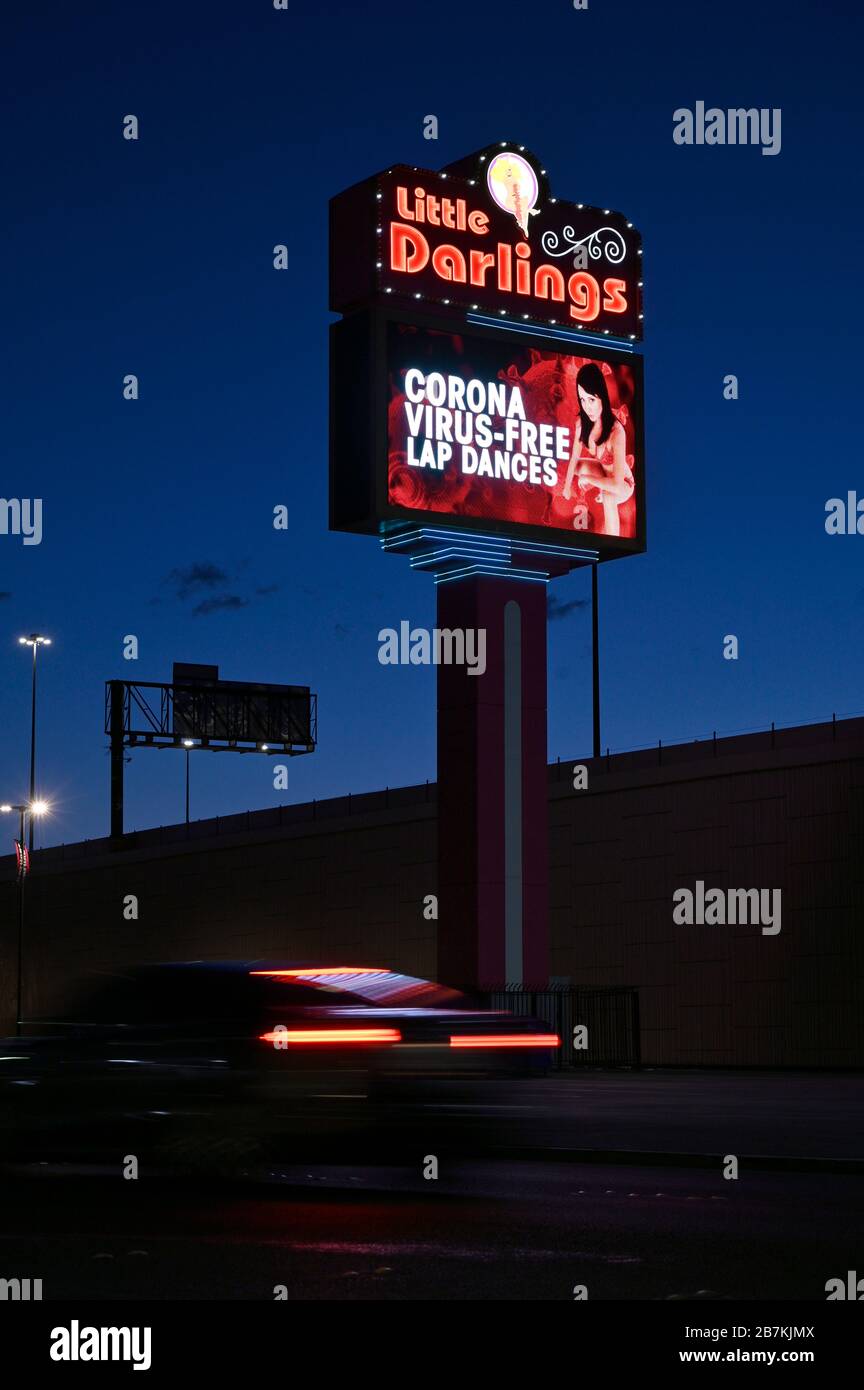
[436,574,549,989]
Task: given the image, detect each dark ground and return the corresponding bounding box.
[0,1160,859,1300]
[1,1070,862,1300]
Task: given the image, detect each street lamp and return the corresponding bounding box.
[18,635,52,852]
[182,740,194,823]
[1,800,50,1036]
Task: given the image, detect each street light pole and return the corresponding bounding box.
[16,806,24,1039]
[29,646,36,837]
[1,800,50,1037]
[19,635,52,852]
[183,740,193,824]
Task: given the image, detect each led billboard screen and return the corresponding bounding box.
[387,320,642,540]
[330,309,645,557]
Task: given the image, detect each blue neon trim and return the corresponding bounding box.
[383,525,600,564]
[434,563,549,584]
[516,541,599,559]
[385,526,564,550]
[412,549,515,567]
[435,573,549,586]
[467,314,637,352]
[383,528,510,550]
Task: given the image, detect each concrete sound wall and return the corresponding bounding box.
[2,719,863,1066]
[547,719,864,1066]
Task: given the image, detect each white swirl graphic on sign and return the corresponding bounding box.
[541,225,627,266]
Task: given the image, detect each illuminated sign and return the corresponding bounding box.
[330,142,643,341]
[14,840,29,877]
[330,309,645,558]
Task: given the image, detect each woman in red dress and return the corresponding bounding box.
[562,363,634,536]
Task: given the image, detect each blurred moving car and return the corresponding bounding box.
[0,962,559,1171]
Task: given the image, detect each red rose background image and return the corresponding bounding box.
[386,327,639,539]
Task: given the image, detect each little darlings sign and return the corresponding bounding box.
[330,142,643,340]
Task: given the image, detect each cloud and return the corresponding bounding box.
[192,594,249,617]
[158,562,281,615]
[164,562,229,600]
[547,595,589,621]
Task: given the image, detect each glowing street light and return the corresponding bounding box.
[0,798,52,829]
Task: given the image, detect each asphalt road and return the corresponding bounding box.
[0,1159,860,1300]
[416,1070,864,1161]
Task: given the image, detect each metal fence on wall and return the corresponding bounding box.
[479,987,641,1069]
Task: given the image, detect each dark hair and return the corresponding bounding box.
[576,363,616,448]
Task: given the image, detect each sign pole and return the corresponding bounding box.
[437,573,549,989]
[16,808,25,1037]
[109,679,125,840]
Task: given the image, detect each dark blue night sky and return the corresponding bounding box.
[3,0,863,847]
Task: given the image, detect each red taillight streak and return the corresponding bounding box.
[250,968,389,978]
[448,1033,560,1049]
[259,1028,401,1045]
